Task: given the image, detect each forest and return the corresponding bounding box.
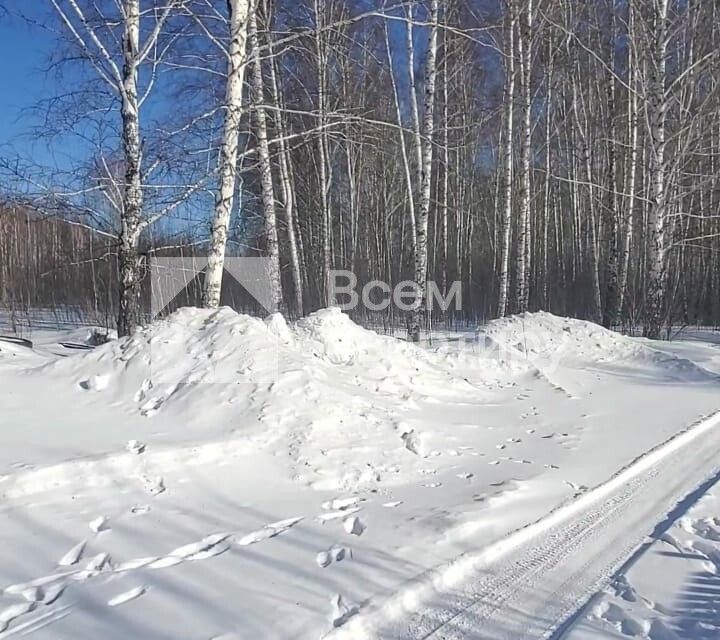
[1,0,718,339]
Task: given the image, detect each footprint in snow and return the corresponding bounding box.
[401,430,422,456]
[322,497,364,511]
[382,501,402,508]
[343,516,366,536]
[107,585,146,607]
[149,533,232,569]
[90,516,109,533]
[330,594,359,628]
[126,439,145,454]
[73,552,112,580]
[58,540,86,567]
[318,507,361,522]
[564,480,588,493]
[0,602,36,633]
[316,546,348,568]
[236,517,303,546]
[143,475,165,496]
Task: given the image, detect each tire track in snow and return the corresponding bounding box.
[327,410,720,640]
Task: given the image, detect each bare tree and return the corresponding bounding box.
[203,0,252,309]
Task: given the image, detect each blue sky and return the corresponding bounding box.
[0,6,50,143]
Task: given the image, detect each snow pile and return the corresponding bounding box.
[479,311,715,381]
[32,307,296,429]
[16,307,715,494]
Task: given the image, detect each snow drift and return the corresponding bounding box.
[14,308,715,493]
[478,311,716,381]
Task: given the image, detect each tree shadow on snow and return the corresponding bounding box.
[671,570,720,639]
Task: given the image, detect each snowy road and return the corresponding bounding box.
[331,411,720,640]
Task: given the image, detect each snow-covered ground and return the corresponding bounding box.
[562,477,720,640]
[0,309,719,639]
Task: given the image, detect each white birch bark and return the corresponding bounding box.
[410,0,439,342]
[406,3,424,191]
[117,0,143,337]
[497,2,516,319]
[50,0,183,336]
[618,3,639,325]
[644,0,670,338]
[514,0,532,314]
[248,5,282,311]
[384,21,417,257]
[265,12,303,316]
[203,0,251,309]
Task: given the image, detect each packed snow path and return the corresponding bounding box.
[330,411,720,640]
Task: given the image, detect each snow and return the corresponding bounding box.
[564,473,720,640]
[0,308,719,639]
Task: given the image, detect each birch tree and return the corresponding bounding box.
[410,0,439,342]
[497,1,516,318]
[514,0,533,313]
[247,4,282,310]
[203,0,252,309]
[49,0,188,336]
[643,0,670,338]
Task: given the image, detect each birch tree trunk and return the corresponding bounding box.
[384,21,417,257]
[410,0,439,342]
[248,5,282,311]
[203,0,251,309]
[265,9,303,316]
[117,0,143,337]
[618,1,638,323]
[602,6,621,328]
[406,3,424,191]
[644,0,670,338]
[497,2,516,318]
[514,0,532,313]
[314,0,332,307]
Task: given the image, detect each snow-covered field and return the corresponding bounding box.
[1,309,719,639]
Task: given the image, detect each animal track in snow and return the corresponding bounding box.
[318,507,361,522]
[107,585,146,607]
[0,602,35,633]
[143,475,165,496]
[330,593,358,628]
[58,540,86,567]
[316,546,347,568]
[89,516,109,533]
[343,516,366,536]
[126,439,146,454]
[564,480,588,494]
[236,517,303,546]
[322,497,364,511]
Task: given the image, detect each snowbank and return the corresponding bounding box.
[14,308,715,493]
[479,311,715,381]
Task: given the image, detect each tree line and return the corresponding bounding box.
[1,0,719,339]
